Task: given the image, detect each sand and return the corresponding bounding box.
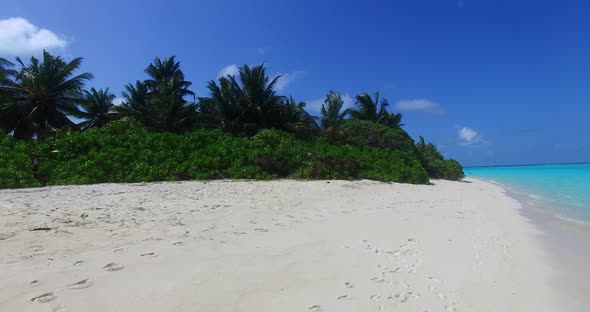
[0,178,573,311]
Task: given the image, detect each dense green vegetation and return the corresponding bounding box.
[0,52,463,188]
[416,136,465,181]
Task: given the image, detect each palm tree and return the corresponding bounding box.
[76,88,118,130]
[116,57,197,133]
[0,51,93,139]
[143,91,197,133]
[203,77,241,132]
[320,91,349,142]
[0,57,17,134]
[117,80,150,122]
[349,92,403,128]
[379,111,404,128]
[0,57,16,83]
[320,91,347,129]
[145,56,194,99]
[281,96,319,138]
[204,64,285,135]
[349,92,383,122]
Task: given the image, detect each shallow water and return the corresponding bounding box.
[465,163,590,223]
[467,164,590,309]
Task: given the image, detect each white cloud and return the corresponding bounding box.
[274,71,304,92]
[395,99,445,114]
[217,64,239,78]
[306,93,354,114]
[458,127,484,145]
[0,17,67,56]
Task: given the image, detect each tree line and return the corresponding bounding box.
[0,51,403,140]
[0,51,463,188]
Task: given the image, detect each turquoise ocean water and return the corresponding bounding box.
[465,163,590,223]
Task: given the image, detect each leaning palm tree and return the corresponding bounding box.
[0,51,93,139]
[76,88,118,130]
[320,91,349,142]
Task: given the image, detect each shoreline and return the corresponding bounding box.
[479,178,590,312]
[0,179,582,311]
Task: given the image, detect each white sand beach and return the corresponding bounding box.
[0,179,573,311]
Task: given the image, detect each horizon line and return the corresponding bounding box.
[464,161,590,169]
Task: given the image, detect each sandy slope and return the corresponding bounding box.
[0,179,570,311]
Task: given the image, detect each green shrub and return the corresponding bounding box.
[0,133,39,188]
[342,119,417,153]
[248,129,306,177]
[415,136,464,180]
[439,159,465,180]
[0,121,466,188]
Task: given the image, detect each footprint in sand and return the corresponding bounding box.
[308,305,322,311]
[29,244,45,252]
[337,294,351,300]
[29,280,40,287]
[344,282,355,288]
[428,276,441,284]
[73,260,84,266]
[67,278,93,290]
[389,293,408,302]
[173,241,184,246]
[103,262,124,272]
[113,248,124,253]
[140,252,159,258]
[30,292,56,303]
[254,228,269,232]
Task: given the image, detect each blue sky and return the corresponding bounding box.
[2,0,589,166]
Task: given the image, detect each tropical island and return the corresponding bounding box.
[0,52,463,189]
[2,2,588,310]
